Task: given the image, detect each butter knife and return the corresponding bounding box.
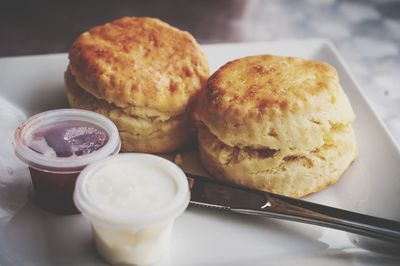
[186,173,400,244]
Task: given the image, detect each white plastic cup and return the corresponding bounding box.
[74,153,190,265]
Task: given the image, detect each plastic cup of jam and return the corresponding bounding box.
[74,153,190,265]
[13,109,121,215]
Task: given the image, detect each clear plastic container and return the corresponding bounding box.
[74,153,190,265]
[13,109,121,214]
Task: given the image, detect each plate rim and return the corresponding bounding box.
[0,38,399,265]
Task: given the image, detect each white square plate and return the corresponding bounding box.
[0,39,399,265]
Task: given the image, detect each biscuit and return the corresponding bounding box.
[195,55,357,197]
[66,17,209,153]
[196,55,355,153]
[65,69,193,153]
[198,124,357,198]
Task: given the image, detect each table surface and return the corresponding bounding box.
[1,0,399,145]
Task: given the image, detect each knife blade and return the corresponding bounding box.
[186,172,400,244]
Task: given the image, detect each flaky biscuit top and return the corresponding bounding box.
[195,55,355,152]
[69,17,209,116]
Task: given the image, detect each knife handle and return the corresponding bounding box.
[231,192,400,244]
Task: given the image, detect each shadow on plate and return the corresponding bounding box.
[0,201,107,266]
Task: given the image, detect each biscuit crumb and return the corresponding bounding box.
[174,153,183,165]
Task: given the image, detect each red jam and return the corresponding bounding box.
[29,168,80,214]
[26,121,108,214]
[14,109,121,215]
[27,121,108,157]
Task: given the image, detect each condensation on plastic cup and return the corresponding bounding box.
[13,109,121,214]
[74,153,190,266]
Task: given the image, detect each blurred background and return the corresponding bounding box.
[1,0,399,143]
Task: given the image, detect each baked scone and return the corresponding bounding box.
[195,55,358,198]
[66,17,209,153]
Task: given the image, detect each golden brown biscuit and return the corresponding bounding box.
[65,69,194,153]
[69,16,209,116]
[198,124,357,198]
[195,55,357,197]
[196,55,355,154]
[66,17,209,153]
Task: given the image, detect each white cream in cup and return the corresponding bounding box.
[74,153,190,265]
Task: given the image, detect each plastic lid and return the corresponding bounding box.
[13,109,121,173]
[74,153,190,229]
